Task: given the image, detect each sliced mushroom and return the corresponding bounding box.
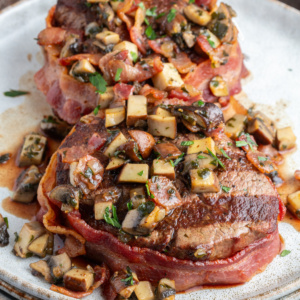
[49,184,80,211]
[105,107,126,127]
[69,59,96,83]
[116,140,143,162]
[96,30,120,45]
[130,187,146,209]
[190,168,220,193]
[247,117,275,145]
[60,34,81,58]
[128,130,155,159]
[157,278,176,300]
[225,114,247,139]
[172,103,224,133]
[12,165,42,203]
[276,127,297,151]
[30,260,52,283]
[135,281,155,300]
[153,143,182,160]
[287,191,300,220]
[28,233,50,258]
[184,4,211,26]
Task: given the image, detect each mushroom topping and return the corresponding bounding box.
[64,268,95,292]
[40,115,72,140]
[47,253,72,283]
[157,278,176,300]
[0,214,9,247]
[287,191,300,220]
[153,143,182,160]
[128,130,155,159]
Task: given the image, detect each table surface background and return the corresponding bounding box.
[1,0,300,10]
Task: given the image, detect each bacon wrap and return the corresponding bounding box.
[59,54,103,66]
[139,84,167,101]
[184,41,245,102]
[168,53,196,74]
[38,27,66,46]
[195,0,217,10]
[66,210,280,292]
[130,7,147,54]
[148,37,178,58]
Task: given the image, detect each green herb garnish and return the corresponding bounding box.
[104,205,121,228]
[93,105,100,115]
[4,90,29,97]
[173,153,184,166]
[221,185,231,193]
[115,68,123,81]
[207,148,226,170]
[138,170,144,176]
[3,217,8,228]
[127,201,133,211]
[220,148,231,160]
[167,8,177,23]
[181,141,194,146]
[138,2,145,10]
[130,51,138,63]
[146,7,157,17]
[258,156,268,162]
[89,72,107,94]
[121,266,134,286]
[280,250,291,257]
[145,25,156,40]
[138,201,155,217]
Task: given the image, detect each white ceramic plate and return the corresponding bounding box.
[0,0,300,299]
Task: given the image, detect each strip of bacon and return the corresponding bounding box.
[38,27,66,46]
[59,54,103,66]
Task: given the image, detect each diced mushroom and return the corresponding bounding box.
[157,278,176,300]
[247,117,275,145]
[153,143,182,160]
[47,253,72,283]
[276,127,297,151]
[225,114,247,139]
[69,162,78,187]
[183,153,217,174]
[12,165,42,203]
[139,206,166,232]
[14,221,46,258]
[117,140,142,162]
[209,76,229,97]
[194,248,207,260]
[105,107,126,127]
[49,184,80,211]
[18,133,47,167]
[135,281,155,300]
[190,169,220,193]
[152,63,184,91]
[128,130,155,159]
[182,31,196,48]
[127,95,147,127]
[113,41,138,62]
[60,34,80,58]
[287,191,300,220]
[154,107,173,117]
[200,29,221,49]
[30,260,52,283]
[147,115,177,139]
[98,86,115,109]
[130,187,146,209]
[0,214,9,247]
[110,268,139,298]
[96,30,120,45]
[152,159,175,180]
[40,115,71,140]
[106,157,126,170]
[28,233,50,258]
[104,132,127,157]
[184,4,211,26]
[94,201,113,220]
[118,164,149,183]
[69,59,96,83]
[64,268,94,292]
[187,138,216,155]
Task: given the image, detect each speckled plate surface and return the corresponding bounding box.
[0,0,300,299]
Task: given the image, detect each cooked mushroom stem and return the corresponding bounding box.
[147,115,177,139]
[49,184,80,210]
[187,138,216,155]
[225,114,247,139]
[287,191,300,220]
[276,127,297,151]
[127,95,147,127]
[158,278,176,300]
[118,164,149,183]
[12,165,42,203]
[28,233,50,258]
[135,281,155,300]
[105,107,126,127]
[69,59,96,83]
[184,4,211,26]
[151,159,175,180]
[130,187,146,209]
[190,169,220,193]
[247,118,275,145]
[30,260,52,283]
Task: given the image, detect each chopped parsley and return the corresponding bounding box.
[89,72,107,94]
[137,170,144,176]
[197,154,207,159]
[235,134,257,150]
[130,51,138,63]
[145,25,156,40]
[42,115,58,124]
[145,181,151,196]
[4,90,29,97]
[0,153,10,164]
[280,250,291,257]
[93,105,100,115]
[115,68,123,81]
[156,12,166,19]
[137,2,145,10]
[235,140,248,147]
[173,153,184,166]
[220,148,231,160]
[221,185,231,193]
[208,39,215,48]
[181,141,194,146]
[85,2,92,8]
[127,201,133,211]
[3,217,8,228]
[146,7,157,17]
[138,201,155,216]
[258,156,268,162]
[207,148,226,170]
[14,232,20,242]
[104,205,121,228]
[196,100,205,106]
[121,267,134,286]
[169,160,175,167]
[167,8,177,23]
[189,0,195,3]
